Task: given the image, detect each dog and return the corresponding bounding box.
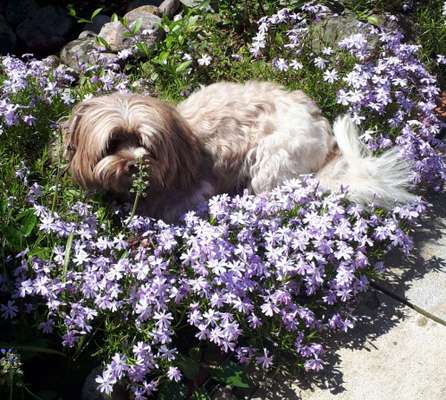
[62,81,415,221]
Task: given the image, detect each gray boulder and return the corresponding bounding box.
[60,36,98,71]
[16,6,74,54]
[127,0,163,11]
[98,6,162,52]
[180,0,203,7]
[78,30,97,40]
[5,0,38,27]
[309,12,400,53]
[159,0,181,18]
[0,15,16,54]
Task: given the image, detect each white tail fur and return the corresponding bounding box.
[317,115,416,208]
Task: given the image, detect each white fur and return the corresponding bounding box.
[316,115,416,207]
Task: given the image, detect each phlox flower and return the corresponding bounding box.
[323,69,339,83]
[197,54,212,66]
[167,366,182,382]
[256,348,273,369]
[95,370,117,395]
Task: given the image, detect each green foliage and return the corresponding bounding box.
[210,361,250,388]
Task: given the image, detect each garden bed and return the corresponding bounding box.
[1,1,445,399]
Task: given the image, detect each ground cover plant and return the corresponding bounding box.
[1,0,446,399]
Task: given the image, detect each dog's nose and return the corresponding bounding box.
[126,162,138,175]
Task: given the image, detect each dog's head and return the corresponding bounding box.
[63,93,200,196]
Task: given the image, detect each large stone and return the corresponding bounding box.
[125,5,161,19]
[60,36,98,71]
[309,12,394,52]
[159,0,181,18]
[84,14,111,34]
[127,0,163,12]
[5,0,38,27]
[16,6,74,54]
[0,15,16,55]
[180,0,203,7]
[98,6,162,52]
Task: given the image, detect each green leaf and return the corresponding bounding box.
[171,24,182,34]
[95,36,110,49]
[175,60,192,73]
[367,15,382,26]
[91,7,103,21]
[131,18,143,35]
[2,225,23,250]
[67,5,76,18]
[210,361,249,389]
[155,51,170,65]
[17,209,37,237]
[111,13,119,23]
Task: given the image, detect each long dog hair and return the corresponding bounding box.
[62,81,415,221]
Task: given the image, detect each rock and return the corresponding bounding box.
[97,22,126,51]
[98,6,162,52]
[60,36,98,71]
[84,14,111,34]
[78,30,97,40]
[16,6,74,54]
[159,0,181,18]
[0,15,16,55]
[180,0,202,7]
[125,5,161,18]
[309,13,370,52]
[42,55,60,68]
[5,0,38,27]
[309,12,403,53]
[82,367,129,400]
[127,0,163,12]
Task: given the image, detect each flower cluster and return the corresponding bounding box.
[250,3,446,190]
[4,167,425,397]
[0,56,75,130]
[0,349,23,384]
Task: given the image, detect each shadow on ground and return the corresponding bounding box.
[243,191,446,400]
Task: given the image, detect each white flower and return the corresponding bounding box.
[313,56,328,70]
[290,60,303,70]
[197,54,212,66]
[437,54,446,65]
[323,69,339,83]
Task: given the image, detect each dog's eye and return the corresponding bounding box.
[107,137,125,154]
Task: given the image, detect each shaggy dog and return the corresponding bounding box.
[62,81,415,221]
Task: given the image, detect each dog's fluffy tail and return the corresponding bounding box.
[316,115,416,208]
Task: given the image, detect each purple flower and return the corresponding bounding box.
[95,370,116,395]
[256,348,273,369]
[1,300,18,319]
[167,366,182,382]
